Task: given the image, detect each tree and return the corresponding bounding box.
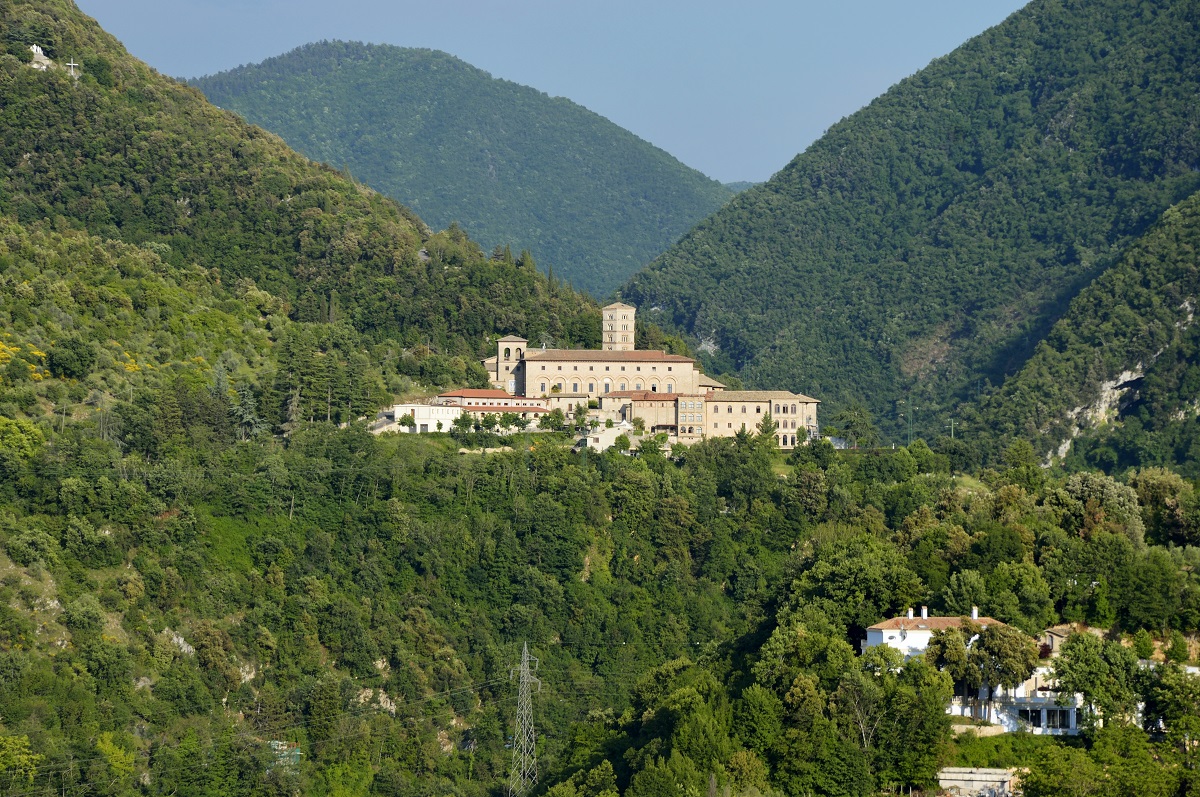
[451,410,472,436]
[832,403,878,449]
[540,408,566,431]
[1052,632,1140,726]
[0,735,42,789]
[927,620,1037,721]
[47,336,95,379]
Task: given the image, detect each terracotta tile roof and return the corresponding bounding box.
[438,389,515,398]
[868,615,1004,631]
[523,348,694,363]
[707,390,821,403]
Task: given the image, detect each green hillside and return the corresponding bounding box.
[0,2,600,374]
[623,0,1200,435]
[191,42,734,297]
[971,188,1200,476]
[2,3,1200,797]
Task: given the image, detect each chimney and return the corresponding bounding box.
[971,605,979,620]
[906,607,914,619]
[920,606,928,619]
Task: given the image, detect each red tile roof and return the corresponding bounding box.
[438,389,514,399]
[868,615,1004,631]
[524,349,694,363]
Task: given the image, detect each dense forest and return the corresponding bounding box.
[3,2,1200,796]
[970,188,1200,476]
[624,0,1200,441]
[191,43,735,298]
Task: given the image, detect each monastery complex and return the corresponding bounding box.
[379,302,819,449]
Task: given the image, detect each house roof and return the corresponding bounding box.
[438,389,515,399]
[523,348,694,363]
[497,335,528,343]
[604,390,707,399]
[706,390,820,403]
[698,374,727,389]
[603,302,636,310]
[868,615,1004,632]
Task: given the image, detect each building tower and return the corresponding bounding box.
[508,642,541,797]
[602,302,636,351]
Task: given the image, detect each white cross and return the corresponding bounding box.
[66,60,79,77]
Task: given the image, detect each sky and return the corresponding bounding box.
[75,0,1028,184]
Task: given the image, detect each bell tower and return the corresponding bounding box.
[602,302,635,351]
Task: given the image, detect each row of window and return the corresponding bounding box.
[538,382,678,394]
[1018,708,1073,729]
[542,364,671,372]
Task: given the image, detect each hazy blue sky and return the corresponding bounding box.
[75,0,1027,183]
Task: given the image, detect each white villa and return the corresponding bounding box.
[864,607,1081,735]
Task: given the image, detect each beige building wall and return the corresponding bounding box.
[704,391,819,450]
[523,351,703,399]
[602,302,636,351]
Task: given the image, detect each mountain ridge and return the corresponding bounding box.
[191,41,734,297]
[623,0,1200,439]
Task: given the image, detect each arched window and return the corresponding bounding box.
[504,347,511,358]
[741,406,747,413]
[727,405,733,413]
[516,348,523,358]
[775,404,780,414]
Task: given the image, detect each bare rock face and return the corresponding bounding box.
[28,44,52,71]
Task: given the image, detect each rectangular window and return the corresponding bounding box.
[588,383,595,392]
[667,367,672,372]
[636,366,641,372]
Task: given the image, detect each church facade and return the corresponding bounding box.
[483,302,820,449]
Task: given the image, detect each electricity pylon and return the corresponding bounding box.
[508,642,541,797]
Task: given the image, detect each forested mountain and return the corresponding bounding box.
[3,3,1200,797]
[970,188,1200,476]
[0,0,603,406]
[191,42,735,297]
[623,0,1200,438]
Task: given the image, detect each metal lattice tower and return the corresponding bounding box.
[508,642,541,797]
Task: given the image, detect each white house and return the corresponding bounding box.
[864,607,1080,735]
[372,403,463,434]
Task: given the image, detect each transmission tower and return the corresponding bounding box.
[508,642,541,797]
